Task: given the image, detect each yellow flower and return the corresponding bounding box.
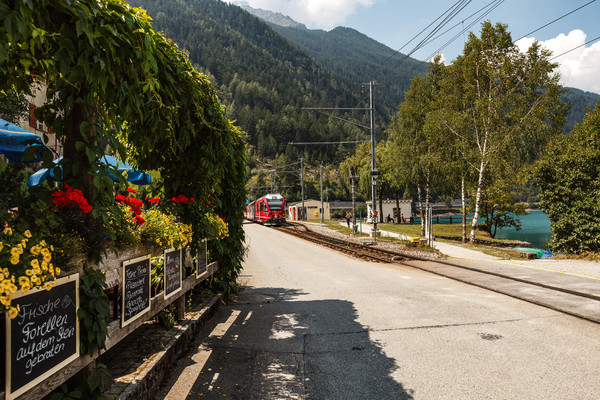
[10,256,19,265]
[24,230,32,238]
[7,306,18,319]
[55,267,61,275]
[30,259,39,268]
[3,227,13,235]
[30,245,40,256]
[0,242,3,251]
[20,281,31,293]
[0,295,10,306]
[43,281,54,290]
[31,276,41,285]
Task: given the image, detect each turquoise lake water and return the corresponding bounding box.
[492,210,551,249]
[423,210,552,248]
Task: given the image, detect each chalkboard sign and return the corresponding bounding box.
[5,274,79,400]
[163,248,182,299]
[196,239,208,277]
[122,255,151,327]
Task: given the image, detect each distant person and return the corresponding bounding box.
[386,214,391,223]
[345,211,351,228]
[401,213,404,223]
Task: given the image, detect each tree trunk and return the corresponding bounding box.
[378,184,385,223]
[461,175,467,243]
[63,90,97,204]
[418,185,425,236]
[469,160,486,243]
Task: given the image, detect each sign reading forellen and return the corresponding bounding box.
[5,274,80,400]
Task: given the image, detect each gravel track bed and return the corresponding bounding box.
[301,222,443,261]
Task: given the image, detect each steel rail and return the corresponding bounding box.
[274,222,600,324]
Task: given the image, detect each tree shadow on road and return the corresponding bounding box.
[180,286,414,399]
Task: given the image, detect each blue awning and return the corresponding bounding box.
[27,155,152,186]
[0,118,44,162]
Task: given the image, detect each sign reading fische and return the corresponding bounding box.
[5,274,79,399]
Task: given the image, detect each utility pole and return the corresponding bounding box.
[368,81,379,240]
[300,158,305,221]
[320,165,324,223]
[301,81,379,239]
[349,165,357,234]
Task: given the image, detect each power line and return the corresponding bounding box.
[425,0,504,61]
[290,141,369,145]
[515,0,597,42]
[381,0,473,81]
[550,35,600,60]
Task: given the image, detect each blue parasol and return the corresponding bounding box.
[0,118,44,162]
[27,155,151,186]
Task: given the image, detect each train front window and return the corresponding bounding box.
[266,199,283,211]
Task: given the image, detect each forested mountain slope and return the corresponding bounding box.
[129,0,376,163]
[562,88,600,132]
[268,24,428,120]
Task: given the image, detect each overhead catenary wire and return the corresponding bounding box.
[515,0,597,42]
[424,0,504,61]
[550,35,600,60]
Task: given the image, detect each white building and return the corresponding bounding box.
[365,199,412,223]
[288,199,330,221]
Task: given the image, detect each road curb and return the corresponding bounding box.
[103,293,222,400]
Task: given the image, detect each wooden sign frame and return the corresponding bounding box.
[196,239,208,278]
[5,274,80,400]
[121,255,151,327]
[163,247,182,300]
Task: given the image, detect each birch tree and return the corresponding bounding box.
[445,21,567,242]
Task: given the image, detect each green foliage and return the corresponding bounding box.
[78,265,111,357]
[2,0,247,282]
[0,87,29,123]
[0,163,28,224]
[479,180,529,238]
[384,21,568,242]
[154,304,177,329]
[47,362,114,400]
[532,105,600,253]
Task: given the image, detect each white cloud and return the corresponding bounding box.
[226,0,375,29]
[516,29,600,95]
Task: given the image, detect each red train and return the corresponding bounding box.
[245,193,286,226]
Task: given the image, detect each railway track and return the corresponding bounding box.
[273,222,421,263]
[274,222,600,324]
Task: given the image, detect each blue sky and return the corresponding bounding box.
[227,0,600,94]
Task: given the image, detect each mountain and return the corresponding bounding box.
[129,0,379,165]
[240,5,306,28]
[561,88,600,132]
[243,6,428,120]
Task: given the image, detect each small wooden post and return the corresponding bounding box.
[175,292,186,321]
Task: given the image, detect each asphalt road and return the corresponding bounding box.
[156,222,600,399]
